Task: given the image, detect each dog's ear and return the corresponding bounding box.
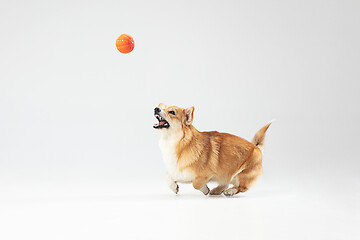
[185,107,195,126]
[158,103,167,110]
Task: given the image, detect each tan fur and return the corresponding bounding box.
[155,103,272,196]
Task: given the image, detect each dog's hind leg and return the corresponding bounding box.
[223,164,262,196]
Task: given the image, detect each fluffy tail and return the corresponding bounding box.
[251,120,274,152]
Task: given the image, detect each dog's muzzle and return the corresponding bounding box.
[153,108,170,129]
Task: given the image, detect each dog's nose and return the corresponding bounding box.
[154,107,161,114]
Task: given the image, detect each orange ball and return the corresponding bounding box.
[116,34,135,54]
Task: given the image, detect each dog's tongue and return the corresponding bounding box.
[159,121,166,125]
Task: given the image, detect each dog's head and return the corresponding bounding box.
[153,103,194,131]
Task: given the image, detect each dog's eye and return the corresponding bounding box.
[169,111,175,115]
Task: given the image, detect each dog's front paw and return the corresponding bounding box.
[209,188,223,195]
[200,185,210,195]
[169,183,179,194]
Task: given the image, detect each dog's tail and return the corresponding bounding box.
[251,120,274,152]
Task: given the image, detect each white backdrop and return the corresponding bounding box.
[0,0,359,239]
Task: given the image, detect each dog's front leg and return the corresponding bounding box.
[166,172,179,194]
[192,177,210,195]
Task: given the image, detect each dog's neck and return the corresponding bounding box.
[181,125,199,145]
[159,124,201,159]
[177,125,203,156]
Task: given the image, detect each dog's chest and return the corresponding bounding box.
[159,134,193,182]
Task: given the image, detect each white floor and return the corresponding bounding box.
[1,181,359,240]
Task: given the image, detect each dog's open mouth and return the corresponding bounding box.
[153,114,170,129]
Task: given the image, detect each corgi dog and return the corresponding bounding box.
[153,103,272,196]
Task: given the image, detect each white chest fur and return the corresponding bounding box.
[159,131,193,182]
